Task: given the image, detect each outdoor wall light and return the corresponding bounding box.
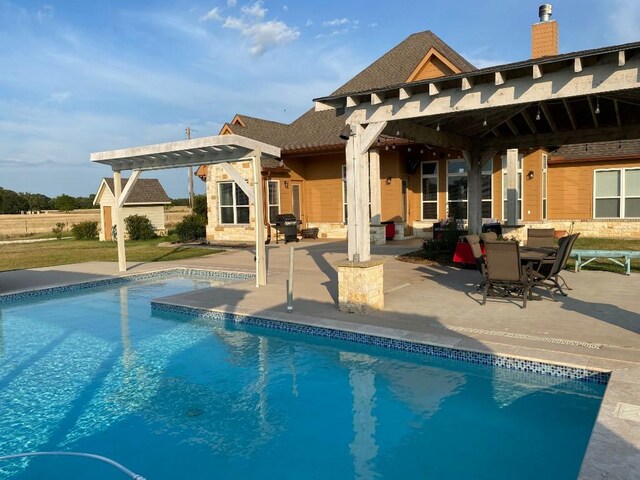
[284,181,289,188]
[339,124,353,140]
[527,170,535,180]
[386,176,392,185]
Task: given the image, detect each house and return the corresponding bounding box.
[196,8,640,242]
[93,178,171,240]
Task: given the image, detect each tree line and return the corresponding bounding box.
[0,187,97,214]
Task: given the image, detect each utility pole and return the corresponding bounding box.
[186,127,195,213]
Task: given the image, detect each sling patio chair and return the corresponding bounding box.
[531,233,580,298]
[480,231,498,242]
[527,228,556,249]
[465,235,487,290]
[481,241,533,309]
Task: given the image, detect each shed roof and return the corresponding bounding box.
[99,178,171,205]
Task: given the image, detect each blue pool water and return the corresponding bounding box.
[0,277,605,479]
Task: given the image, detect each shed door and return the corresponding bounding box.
[104,206,112,240]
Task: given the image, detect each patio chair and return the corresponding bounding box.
[482,241,533,309]
[480,231,498,242]
[465,235,487,290]
[531,233,580,298]
[527,228,556,248]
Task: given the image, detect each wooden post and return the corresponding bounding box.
[345,125,370,262]
[506,148,519,225]
[113,170,127,272]
[369,149,381,225]
[464,151,482,235]
[252,150,267,286]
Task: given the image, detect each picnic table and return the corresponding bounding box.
[570,249,640,275]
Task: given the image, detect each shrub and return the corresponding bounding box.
[175,214,206,242]
[193,194,208,219]
[71,221,98,240]
[51,222,66,240]
[124,214,156,240]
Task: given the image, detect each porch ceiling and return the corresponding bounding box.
[315,41,640,152]
[90,134,281,172]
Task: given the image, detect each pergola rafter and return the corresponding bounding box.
[91,134,280,286]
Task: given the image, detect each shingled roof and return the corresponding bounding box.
[221,30,474,154]
[550,140,640,161]
[101,178,171,204]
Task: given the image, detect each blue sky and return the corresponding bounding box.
[1,0,638,199]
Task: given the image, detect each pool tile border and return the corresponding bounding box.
[0,268,254,303]
[151,302,611,385]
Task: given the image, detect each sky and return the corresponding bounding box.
[1,0,638,199]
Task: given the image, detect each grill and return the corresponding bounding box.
[274,213,300,243]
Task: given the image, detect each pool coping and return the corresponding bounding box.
[1,268,638,479]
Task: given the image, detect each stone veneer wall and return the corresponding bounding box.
[306,222,347,239]
[205,163,257,242]
[414,219,640,240]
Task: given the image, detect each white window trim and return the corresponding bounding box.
[421,160,439,220]
[218,181,250,225]
[481,160,494,220]
[501,154,524,221]
[446,158,468,219]
[593,167,640,219]
[542,154,548,220]
[267,180,280,224]
[342,164,347,223]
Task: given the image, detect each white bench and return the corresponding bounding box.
[570,249,640,275]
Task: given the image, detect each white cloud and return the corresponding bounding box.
[322,18,350,27]
[222,2,299,56]
[240,1,267,19]
[305,19,313,27]
[201,7,222,22]
[36,5,54,23]
[368,22,378,28]
[608,0,640,43]
[227,0,237,6]
[283,5,288,12]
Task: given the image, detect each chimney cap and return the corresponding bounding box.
[539,4,553,22]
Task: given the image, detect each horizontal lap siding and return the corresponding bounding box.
[122,206,166,230]
[303,153,344,222]
[380,153,403,221]
[548,158,640,220]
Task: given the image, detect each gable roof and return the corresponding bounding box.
[96,178,171,205]
[221,30,474,154]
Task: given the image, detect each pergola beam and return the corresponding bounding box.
[117,169,141,208]
[540,103,557,133]
[384,121,474,151]
[562,99,578,130]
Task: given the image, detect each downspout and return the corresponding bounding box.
[262,173,271,244]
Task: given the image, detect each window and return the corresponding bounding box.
[594,168,640,218]
[219,182,250,224]
[421,161,438,219]
[443,159,492,220]
[502,155,523,220]
[267,180,280,224]
[542,154,548,220]
[447,159,468,219]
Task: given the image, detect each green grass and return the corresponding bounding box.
[0,237,221,272]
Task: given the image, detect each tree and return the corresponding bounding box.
[193,194,208,219]
[0,187,29,214]
[19,192,51,212]
[53,194,76,212]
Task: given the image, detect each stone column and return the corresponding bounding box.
[506,148,519,225]
[337,260,384,313]
[369,149,381,226]
[465,151,482,235]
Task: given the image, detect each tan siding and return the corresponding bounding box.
[122,206,166,230]
[380,153,403,221]
[522,151,542,221]
[412,57,455,81]
[302,153,344,223]
[491,156,502,219]
[547,158,640,220]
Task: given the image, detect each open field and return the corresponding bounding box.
[0,237,220,271]
[0,207,191,239]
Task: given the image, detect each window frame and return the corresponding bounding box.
[267,180,280,224]
[501,154,524,221]
[542,154,548,220]
[218,181,250,225]
[593,167,640,219]
[446,158,468,219]
[421,161,439,220]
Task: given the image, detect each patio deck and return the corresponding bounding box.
[1,238,639,479]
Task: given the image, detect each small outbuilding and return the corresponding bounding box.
[93,177,171,240]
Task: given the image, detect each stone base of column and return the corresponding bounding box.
[370,225,386,245]
[337,260,384,313]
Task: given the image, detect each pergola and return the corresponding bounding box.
[91,134,281,286]
[315,41,640,264]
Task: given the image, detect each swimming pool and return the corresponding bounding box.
[0,273,606,479]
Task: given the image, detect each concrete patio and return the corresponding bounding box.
[1,238,639,479]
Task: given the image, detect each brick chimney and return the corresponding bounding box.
[532,4,558,58]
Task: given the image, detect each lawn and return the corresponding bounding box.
[0,237,221,271]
